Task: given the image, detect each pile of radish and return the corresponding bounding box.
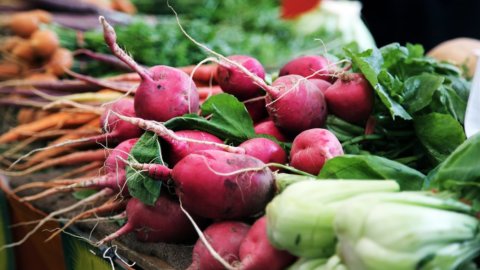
[1,14,387,269]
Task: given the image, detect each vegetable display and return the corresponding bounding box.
[0,4,479,270]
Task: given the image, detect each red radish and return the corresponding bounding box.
[100,17,199,122]
[98,98,143,143]
[324,73,374,124]
[173,16,328,135]
[265,75,328,135]
[188,221,250,270]
[244,98,268,123]
[130,150,275,219]
[172,150,274,219]
[20,138,138,202]
[113,113,245,165]
[163,130,225,165]
[308,79,332,94]
[97,195,203,245]
[216,55,266,100]
[279,55,335,82]
[254,120,287,142]
[239,217,296,270]
[290,129,343,175]
[239,138,287,170]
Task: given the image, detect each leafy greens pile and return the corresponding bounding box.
[328,43,470,172]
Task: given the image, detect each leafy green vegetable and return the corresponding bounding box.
[165,94,255,144]
[427,133,480,211]
[266,180,400,258]
[414,113,466,165]
[403,74,444,114]
[318,154,425,191]
[126,131,164,205]
[335,192,479,270]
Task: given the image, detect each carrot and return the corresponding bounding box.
[21,118,101,166]
[45,48,73,76]
[25,72,58,82]
[28,10,52,23]
[30,29,59,58]
[179,64,218,82]
[2,148,108,177]
[1,36,24,52]
[16,108,37,125]
[8,13,39,38]
[197,85,223,99]
[106,72,140,82]
[0,112,97,144]
[11,41,35,62]
[0,62,22,79]
[111,0,137,14]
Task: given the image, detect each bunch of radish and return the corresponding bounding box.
[1,13,382,270]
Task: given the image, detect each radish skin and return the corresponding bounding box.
[239,217,296,270]
[290,129,343,175]
[254,120,287,142]
[97,196,202,245]
[188,221,250,270]
[100,17,199,122]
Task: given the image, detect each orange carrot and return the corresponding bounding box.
[9,13,39,38]
[0,62,22,79]
[197,85,223,99]
[179,64,218,82]
[3,148,108,177]
[106,72,140,82]
[30,29,59,58]
[16,108,37,125]
[0,112,97,144]
[22,118,101,166]
[45,48,73,76]
[111,0,137,14]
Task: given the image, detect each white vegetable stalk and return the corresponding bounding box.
[334,192,480,270]
[265,179,400,258]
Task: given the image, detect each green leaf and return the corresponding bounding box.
[414,113,466,165]
[126,131,164,205]
[165,94,255,144]
[428,133,480,211]
[318,154,425,190]
[403,74,444,113]
[345,48,412,120]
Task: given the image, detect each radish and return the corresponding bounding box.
[100,17,199,122]
[162,130,225,165]
[113,113,245,165]
[188,221,250,270]
[265,75,328,135]
[308,79,332,94]
[172,17,328,135]
[254,120,287,142]
[290,129,343,175]
[216,55,266,100]
[97,195,202,245]
[20,138,138,202]
[324,73,374,124]
[97,98,143,143]
[279,55,335,82]
[239,138,287,170]
[130,150,275,219]
[239,217,296,270]
[244,97,268,124]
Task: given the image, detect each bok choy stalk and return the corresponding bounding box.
[266,180,400,258]
[334,192,480,270]
[288,256,347,270]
